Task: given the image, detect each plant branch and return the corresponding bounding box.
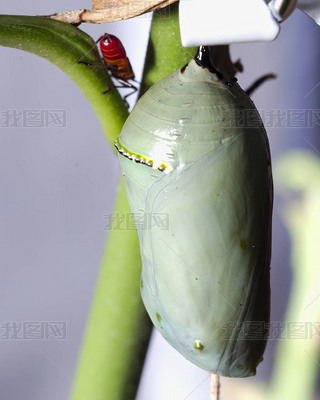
[0,15,128,145]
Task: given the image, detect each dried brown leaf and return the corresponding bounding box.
[49,0,177,24]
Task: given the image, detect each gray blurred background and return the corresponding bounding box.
[0,2,319,399]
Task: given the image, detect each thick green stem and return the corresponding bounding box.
[141,4,196,93]
[69,178,152,400]
[0,15,128,145]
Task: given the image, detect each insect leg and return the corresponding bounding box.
[123,85,138,103]
[115,78,137,89]
[102,79,138,108]
[76,60,108,67]
[95,35,104,44]
[76,35,106,66]
[114,79,138,98]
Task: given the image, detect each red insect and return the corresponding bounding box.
[78,33,138,107]
[99,33,135,81]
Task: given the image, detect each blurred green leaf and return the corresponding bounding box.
[270,151,320,400]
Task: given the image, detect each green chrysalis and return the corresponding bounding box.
[115,47,273,377]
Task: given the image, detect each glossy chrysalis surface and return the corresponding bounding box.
[115,47,273,377]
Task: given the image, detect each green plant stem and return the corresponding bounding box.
[0,15,128,145]
[69,178,151,400]
[141,4,196,94]
[270,152,320,400]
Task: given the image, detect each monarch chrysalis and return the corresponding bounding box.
[115,46,273,377]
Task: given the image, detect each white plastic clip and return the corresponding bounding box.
[179,0,297,47]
